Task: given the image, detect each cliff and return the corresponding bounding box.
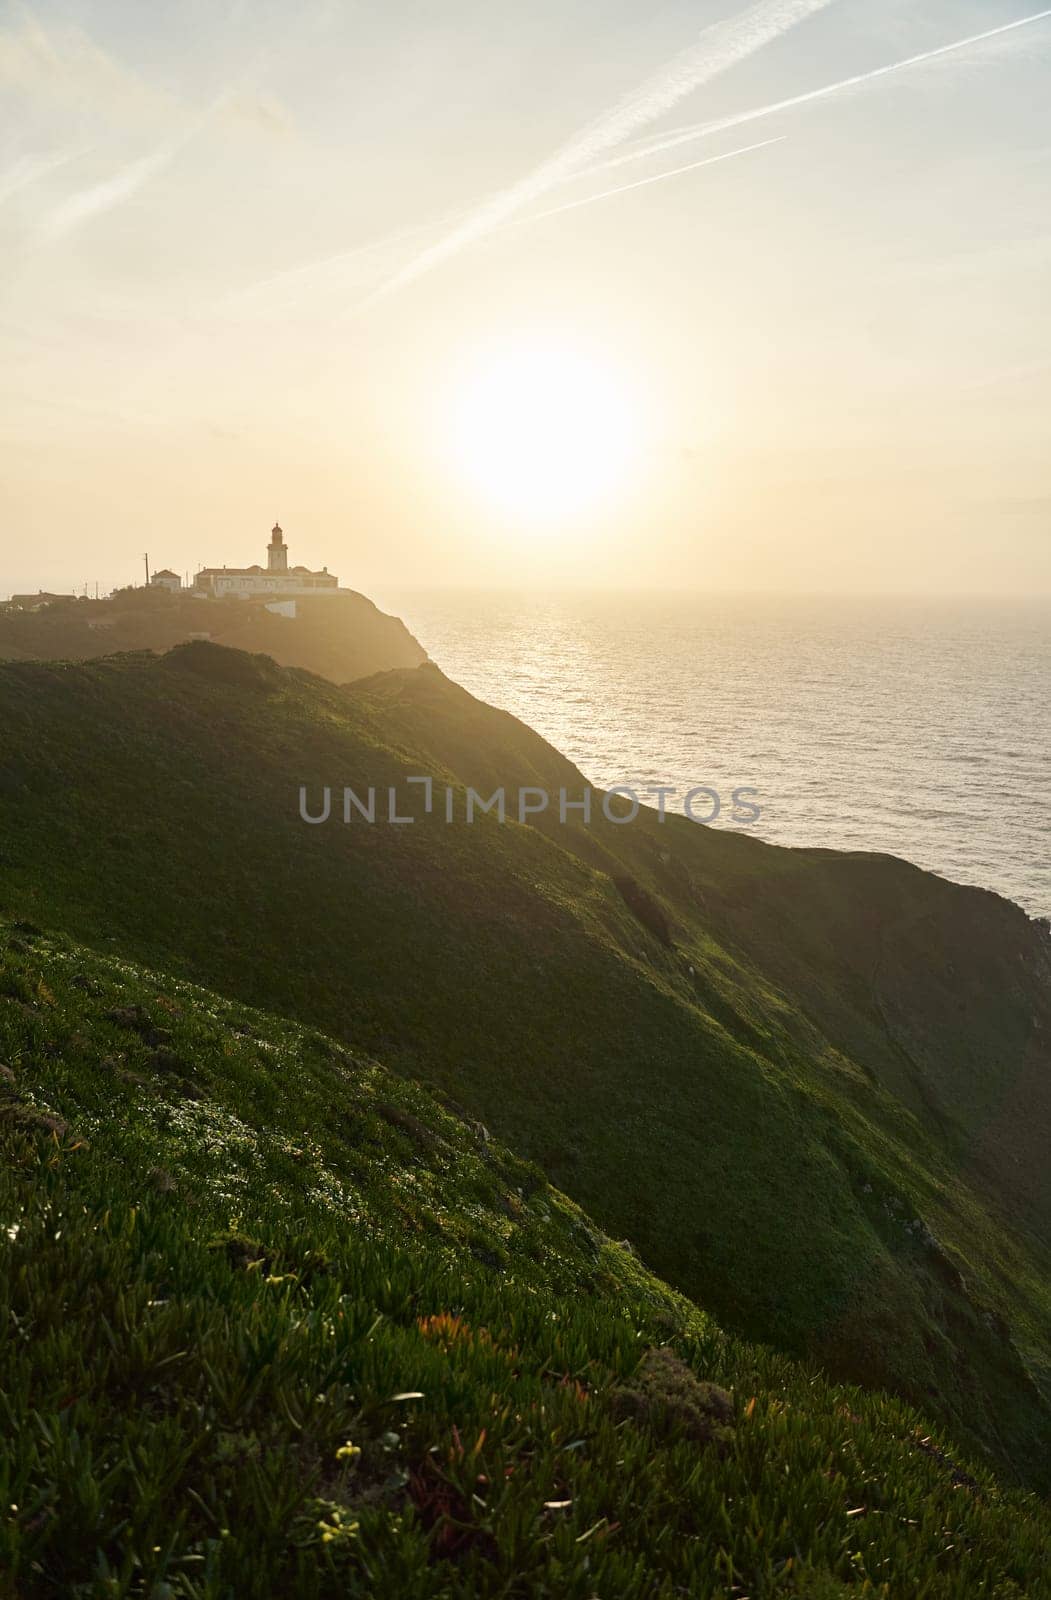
[0,586,426,682]
[1,642,1050,1492]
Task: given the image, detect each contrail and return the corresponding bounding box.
[0,145,90,209]
[42,142,184,239]
[40,53,276,244]
[225,213,462,310]
[40,97,221,242]
[367,0,839,301]
[585,7,1051,179]
[513,137,786,229]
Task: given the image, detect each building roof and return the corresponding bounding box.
[196,565,265,577]
[195,564,334,579]
[151,569,180,580]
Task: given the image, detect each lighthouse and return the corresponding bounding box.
[193,520,338,598]
[267,521,289,574]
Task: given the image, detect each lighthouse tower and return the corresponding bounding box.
[193,521,337,597]
[267,521,288,574]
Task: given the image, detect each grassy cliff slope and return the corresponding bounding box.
[0,645,1049,1490]
[3,920,1051,1597]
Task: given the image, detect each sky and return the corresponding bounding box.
[1,0,1050,597]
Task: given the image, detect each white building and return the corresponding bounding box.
[149,569,182,593]
[193,523,338,600]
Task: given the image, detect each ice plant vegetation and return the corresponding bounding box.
[3,919,1051,1595]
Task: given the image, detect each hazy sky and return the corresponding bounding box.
[2,0,1050,596]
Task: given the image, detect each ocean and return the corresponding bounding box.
[374,590,1050,920]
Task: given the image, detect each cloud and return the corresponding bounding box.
[224,92,297,139]
[0,12,181,135]
[365,0,840,302]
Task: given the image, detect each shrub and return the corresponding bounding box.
[611,1346,735,1451]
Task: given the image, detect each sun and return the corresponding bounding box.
[448,338,639,526]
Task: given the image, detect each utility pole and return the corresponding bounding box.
[144,553,150,587]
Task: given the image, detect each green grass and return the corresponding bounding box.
[4,919,1051,1598]
[1,644,1050,1493]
